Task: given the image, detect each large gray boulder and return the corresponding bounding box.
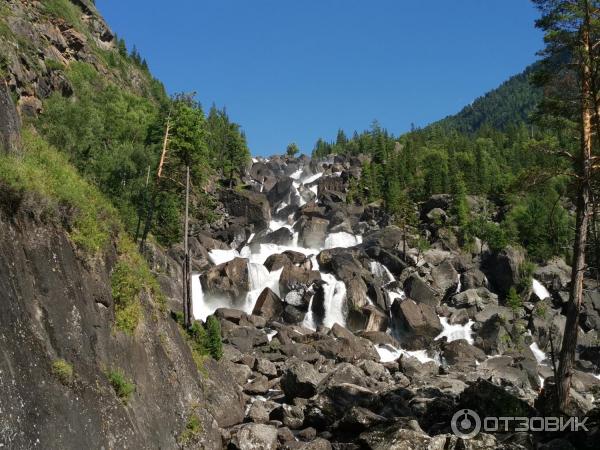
[403,274,440,306]
[233,423,278,450]
[281,358,324,400]
[220,189,271,229]
[483,246,525,296]
[202,257,249,302]
[391,299,443,339]
[252,288,284,322]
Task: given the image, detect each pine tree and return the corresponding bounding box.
[286,142,300,157]
[450,171,469,226]
[533,0,600,412]
[206,316,223,360]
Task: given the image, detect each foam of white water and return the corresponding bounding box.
[530,342,547,364]
[455,274,462,294]
[435,317,474,344]
[375,344,437,364]
[276,202,288,213]
[290,169,303,180]
[309,185,318,196]
[321,273,347,329]
[266,330,277,342]
[370,261,395,284]
[324,232,362,249]
[302,172,323,184]
[208,249,240,265]
[532,279,551,300]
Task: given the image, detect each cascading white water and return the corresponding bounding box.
[244,263,283,313]
[320,273,347,329]
[375,344,437,364]
[532,279,551,300]
[435,317,474,344]
[530,342,546,363]
[370,261,395,284]
[324,232,362,249]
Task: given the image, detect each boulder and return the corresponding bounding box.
[534,257,571,291]
[483,246,525,296]
[459,378,536,419]
[233,423,278,450]
[202,257,249,302]
[403,274,439,306]
[441,339,486,366]
[220,189,271,229]
[269,404,305,429]
[252,288,284,322]
[391,299,443,338]
[281,358,324,400]
[300,218,330,249]
[461,268,489,290]
[430,259,459,294]
[450,288,498,309]
[263,227,294,245]
[267,176,294,205]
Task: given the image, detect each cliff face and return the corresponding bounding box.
[0,188,226,449]
[0,0,157,116]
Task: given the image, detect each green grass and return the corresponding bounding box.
[44,58,65,72]
[178,412,203,446]
[106,368,135,403]
[42,0,83,29]
[51,359,74,385]
[111,234,166,334]
[0,129,118,254]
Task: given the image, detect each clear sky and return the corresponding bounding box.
[96,0,544,156]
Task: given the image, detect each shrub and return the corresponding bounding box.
[206,316,223,361]
[111,234,165,334]
[506,286,523,312]
[0,129,117,254]
[178,412,203,446]
[52,359,73,385]
[106,368,135,403]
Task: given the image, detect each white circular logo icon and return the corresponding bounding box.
[451,409,481,439]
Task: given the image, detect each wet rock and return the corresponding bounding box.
[283,304,306,324]
[263,227,294,245]
[300,217,330,248]
[202,257,249,302]
[441,339,486,366]
[252,288,284,322]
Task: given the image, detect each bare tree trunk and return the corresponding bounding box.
[183,166,192,328]
[556,7,593,411]
[139,120,170,252]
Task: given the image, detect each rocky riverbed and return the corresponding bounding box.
[157,154,600,449]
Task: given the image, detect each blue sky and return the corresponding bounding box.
[96,0,543,156]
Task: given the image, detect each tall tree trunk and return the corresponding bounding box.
[556,7,593,412]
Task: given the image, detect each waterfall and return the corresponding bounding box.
[530,342,547,363]
[370,261,395,284]
[532,279,550,300]
[324,232,362,249]
[321,273,347,329]
[435,317,474,344]
[375,344,437,364]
